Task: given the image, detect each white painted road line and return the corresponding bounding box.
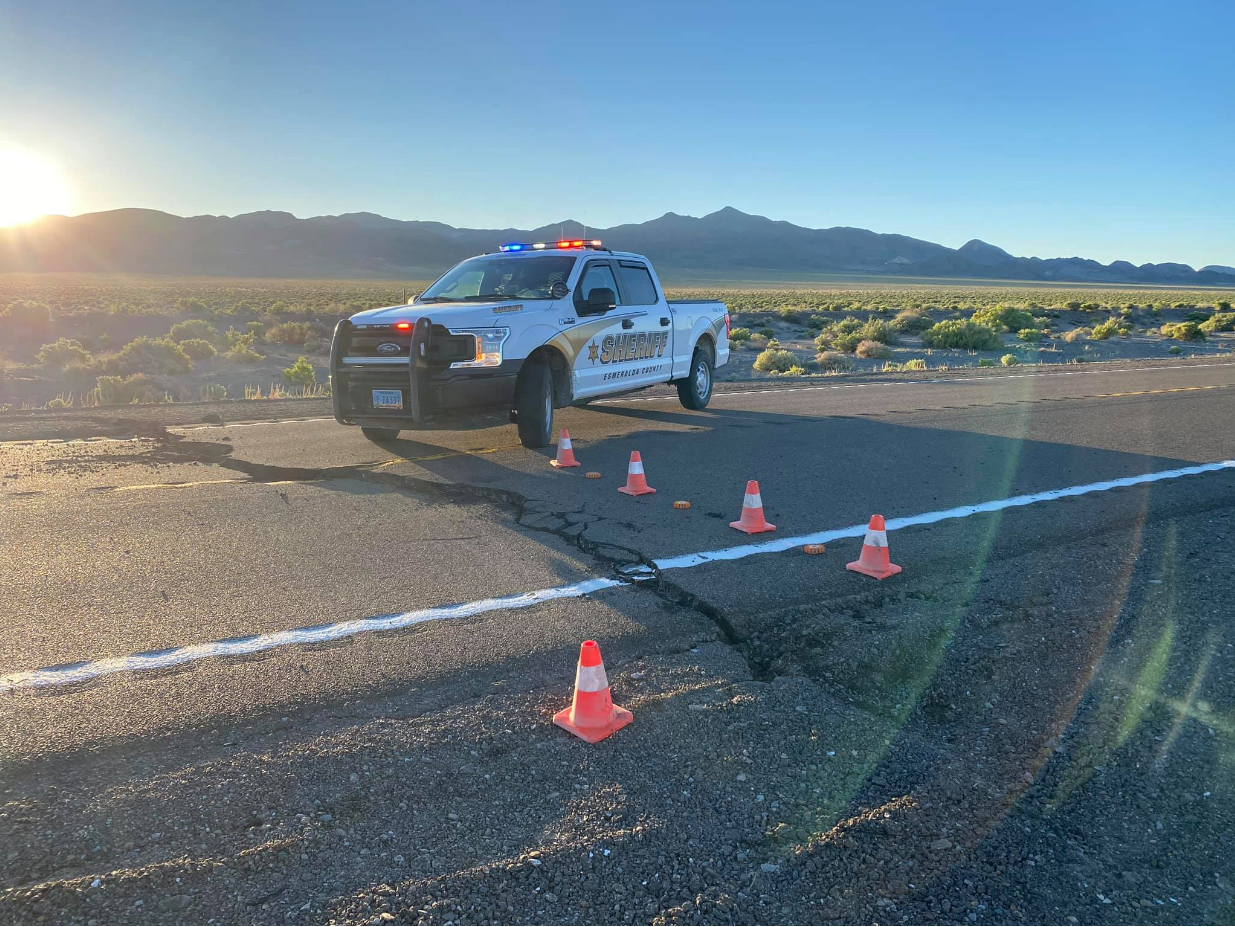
[595,360,1235,404]
[653,459,1235,570]
[0,578,625,692]
[5,458,1235,693]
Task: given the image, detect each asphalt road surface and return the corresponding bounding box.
[2,360,1234,925]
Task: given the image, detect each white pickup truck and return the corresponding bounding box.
[329,240,730,447]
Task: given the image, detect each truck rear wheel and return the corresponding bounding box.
[514,362,554,448]
[361,426,401,442]
[677,347,713,410]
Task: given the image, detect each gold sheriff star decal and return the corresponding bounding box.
[587,340,600,363]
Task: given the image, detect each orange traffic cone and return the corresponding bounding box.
[730,480,776,533]
[550,429,580,468]
[618,451,656,496]
[553,640,633,743]
[846,514,902,580]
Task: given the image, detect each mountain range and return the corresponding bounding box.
[2,206,1232,286]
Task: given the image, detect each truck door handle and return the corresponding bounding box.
[622,318,634,329]
[660,317,670,326]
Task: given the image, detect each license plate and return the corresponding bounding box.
[371,389,403,410]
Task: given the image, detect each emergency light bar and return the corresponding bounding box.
[499,239,604,252]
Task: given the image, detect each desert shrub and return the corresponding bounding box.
[902,358,928,370]
[921,320,1002,351]
[168,319,221,344]
[815,351,855,373]
[111,337,193,375]
[756,327,776,339]
[855,339,892,359]
[282,356,317,387]
[817,316,895,353]
[815,317,863,351]
[267,321,315,345]
[779,365,808,376]
[36,338,93,368]
[978,358,995,367]
[1217,301,1232,312]
[1161,321,1205,341]
[892,309,933,334]
[1064,301,1082,311]
[1185,311,1211,323]
[1061,327,1091,343]
[200,383,228,400]
[178,338,218,361]
[1168,344,1182,355]
[1000,354,1020,366]
[728,327,751,342]
[2,300,52,336]
[94,373,157,405]
[1199,312,1235,333]
[224,344,266,363]
[1090,319,1130,340]
[1082,302,1101,312]
[971,304,1034,333]
[220,327,265,362]
[753,348,798,373]
[45,394,73,409]
[1017,328,1044,343]
[246,321,268,337]
[776,307,805,324]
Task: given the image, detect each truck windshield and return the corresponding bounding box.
[419,255,576,301]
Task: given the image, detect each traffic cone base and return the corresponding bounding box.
[554,640,632,743]
[730,480,775,533]
[846,514,902,580]
[553,703,633,744]
[618,451,656,495]
[550,429,580,468]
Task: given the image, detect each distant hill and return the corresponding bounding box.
[1,206,1230,286]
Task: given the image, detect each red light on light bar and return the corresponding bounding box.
[394,321,412,331]
[556,240,570,249]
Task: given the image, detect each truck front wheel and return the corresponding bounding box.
[514,362,554,448]
[361,426,401,442]
[677,347,713,410]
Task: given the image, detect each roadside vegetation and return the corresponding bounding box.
[2,275,1234,408]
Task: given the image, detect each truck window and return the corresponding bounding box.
[421,255,576,301]
[577,262,621,306]
[617,262,658,305]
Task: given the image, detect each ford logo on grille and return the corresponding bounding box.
[376,342,401,355]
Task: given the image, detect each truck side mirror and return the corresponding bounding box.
[583,287,617,314]
[550,281,569,299]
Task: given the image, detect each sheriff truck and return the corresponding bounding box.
[329,240,730,447]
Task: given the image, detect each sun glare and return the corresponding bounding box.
[0,146,72,227]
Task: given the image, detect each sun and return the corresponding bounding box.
[0,146,72,227]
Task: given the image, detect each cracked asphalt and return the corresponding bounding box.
[2,360,1234,925]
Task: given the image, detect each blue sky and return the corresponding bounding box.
[2,0,1232,267]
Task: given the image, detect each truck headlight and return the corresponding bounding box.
[449,327,510,369]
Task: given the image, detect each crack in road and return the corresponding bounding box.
[157,427,750,667]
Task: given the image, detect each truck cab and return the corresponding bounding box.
[329,240,730,447]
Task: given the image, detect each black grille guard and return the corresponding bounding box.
[330,316,433,425]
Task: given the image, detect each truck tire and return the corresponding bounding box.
[514,361,554,448]
[361,426,401,442]
[677,346,713,410]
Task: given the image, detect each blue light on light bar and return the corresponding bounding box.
[499,243,524,252]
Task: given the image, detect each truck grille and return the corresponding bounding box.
[344,324,475,363]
